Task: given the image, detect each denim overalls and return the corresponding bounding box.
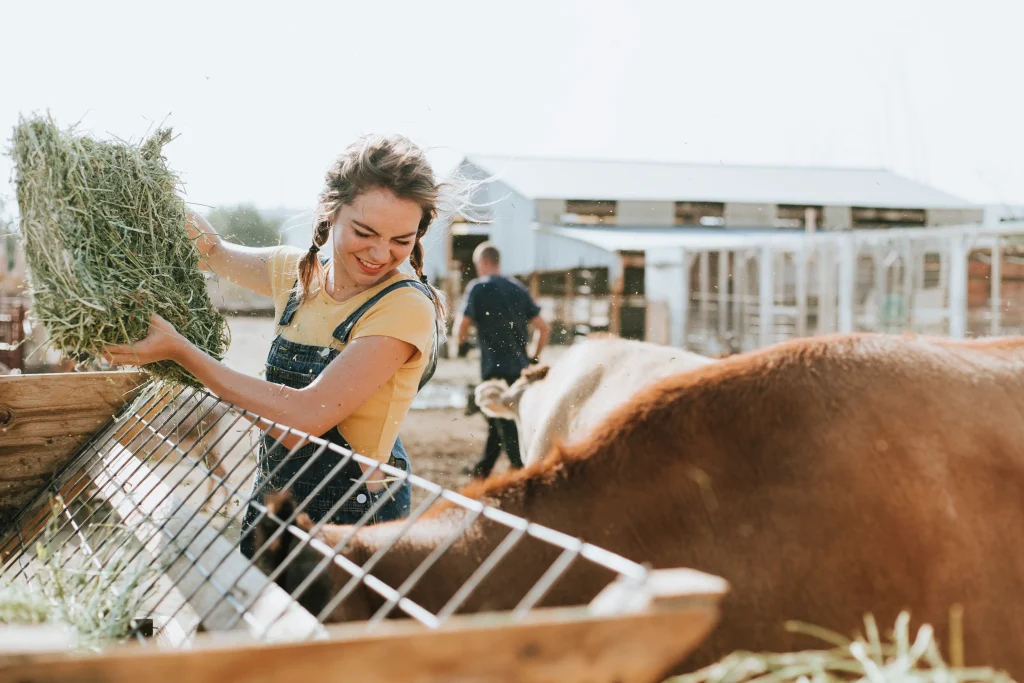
[239,274,438,558]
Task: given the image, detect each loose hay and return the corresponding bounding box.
[10,113,228,387]
[673,612,1013,683]
[0,498,166,648]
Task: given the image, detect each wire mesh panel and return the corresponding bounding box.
[0,379,654,649]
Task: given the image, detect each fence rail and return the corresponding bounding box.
[670,223,1024,356]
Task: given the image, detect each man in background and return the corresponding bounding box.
[455,242,550,479]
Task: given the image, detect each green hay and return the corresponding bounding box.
[673,612,1012,683]
[0,497,166,649]
[10,113,229,387]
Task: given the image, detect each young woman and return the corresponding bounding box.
[101,134,457,557]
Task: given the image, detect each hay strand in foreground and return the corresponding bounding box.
[672,612,1013,683]
[0,497,166,649]
[10,113,228,386]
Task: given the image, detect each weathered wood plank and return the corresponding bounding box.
[0,371,147,517]
[0,595,723,683]
[88,441,325,642]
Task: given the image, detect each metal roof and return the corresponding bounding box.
[465,155,975,209]
[540,225,809,253]
[539,222,1018,254]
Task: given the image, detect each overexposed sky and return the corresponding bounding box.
[2,0,1023,219]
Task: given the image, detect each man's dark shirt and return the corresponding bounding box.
[462,275,541,379]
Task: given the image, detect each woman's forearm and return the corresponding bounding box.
[172,343,328,446]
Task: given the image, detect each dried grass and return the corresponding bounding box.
[10,113,228,387]
[0,498,166,649]
[673,612,1013,683]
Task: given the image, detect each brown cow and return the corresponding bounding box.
[256,332,1024,677]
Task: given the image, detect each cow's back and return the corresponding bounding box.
[518,337,712,464]
[565,337,712,439]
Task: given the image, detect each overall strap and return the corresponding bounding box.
[277,256,331,326]
[331,279,434,343]
[331,279,439,391]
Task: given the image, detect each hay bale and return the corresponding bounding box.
[10,114,228,387]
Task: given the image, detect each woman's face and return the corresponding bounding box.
[332,187,422,288]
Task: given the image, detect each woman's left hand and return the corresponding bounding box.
[100,313,187,367]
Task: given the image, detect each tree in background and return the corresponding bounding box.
[206,204,281,248]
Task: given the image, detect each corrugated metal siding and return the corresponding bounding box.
[466,155,976,209]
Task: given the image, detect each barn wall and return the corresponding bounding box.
[430,163,538,280]
[617,201,674,226]
[535,199,567,224]
[926,209,984,226]
[823,206,852,230]
[724,203,775,227]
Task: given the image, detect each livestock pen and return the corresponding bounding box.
[0,370,725,682]
[530,222,1024,357]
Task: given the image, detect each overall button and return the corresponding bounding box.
[319,347,330,358]
[355,493,368,504]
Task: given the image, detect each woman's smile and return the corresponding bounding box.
[355,255,387,275]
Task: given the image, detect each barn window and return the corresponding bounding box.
[851,207,926,230]
[563,200,617,225]
[774,205,823,229]
[674,202,725,227]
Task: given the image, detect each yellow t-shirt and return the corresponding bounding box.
[266,246,435,463]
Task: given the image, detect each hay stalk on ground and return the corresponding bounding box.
[0,497,167,649]
[10,113,228,387]
[672,611,1013,683]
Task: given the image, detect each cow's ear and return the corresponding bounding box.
[501,379,530,411]
[475,379,516,418]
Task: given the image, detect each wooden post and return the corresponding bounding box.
[948,232,968,339]
[698,251,710,339]
[733,252,747,344]
[991,239,1002,336]
[678,251,693,349]
[873,245,887,331]
[717,250,729,341]
[758,246,774,348]
[565,270,575,340]
[838,235,855,333]
[795,245,808,337]
[815,244,831,334]
[902,238,916,332]
[0,371,147,521]
[610,255,623,337]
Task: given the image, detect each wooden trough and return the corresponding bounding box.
[0,371,727,683]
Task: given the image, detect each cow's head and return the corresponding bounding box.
[474,364,551,420]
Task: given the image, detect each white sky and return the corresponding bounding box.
[2,0,1023,219]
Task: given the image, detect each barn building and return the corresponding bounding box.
[422,156,1008,350]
